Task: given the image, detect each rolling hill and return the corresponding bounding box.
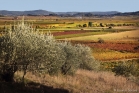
[0,10,138,17]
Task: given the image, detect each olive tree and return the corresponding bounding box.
[0,17,99,82]
[0,18,62,82]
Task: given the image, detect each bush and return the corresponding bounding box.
[100,23,105,27]
[0,17,99,82]
[112,62,131,77]
[112,61,139,77]
[83,24,87,27]
[98,38,104,43]
[88,22,93,27]
[108,26,112,29]
[61,43,99,75]
[78,24,82,27]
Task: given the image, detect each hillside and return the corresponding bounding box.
[114,11,139,16]
[0,10,53,16]
[0,10,120,16]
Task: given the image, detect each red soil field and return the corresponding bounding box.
[70,40,139,53]
[87,43,139,53]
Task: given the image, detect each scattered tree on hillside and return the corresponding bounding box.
[83,24,87,27]
[88,22,93,27]
[100,23,105,27]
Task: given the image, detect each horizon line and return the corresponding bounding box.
[0,9,138,13]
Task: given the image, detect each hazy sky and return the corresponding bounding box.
[0,0,139,12]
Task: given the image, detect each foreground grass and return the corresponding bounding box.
[0,81,69,93]
[9,70,139,93]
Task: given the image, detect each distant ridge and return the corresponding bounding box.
[0,10,120,16]
[0,10,53,16]
[114,11,139,16]
[0,10,138,16]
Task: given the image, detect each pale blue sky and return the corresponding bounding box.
[0,0,139,12]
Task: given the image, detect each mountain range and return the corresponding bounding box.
[0,10,138,17]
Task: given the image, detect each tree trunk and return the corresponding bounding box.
[0,64,17,82]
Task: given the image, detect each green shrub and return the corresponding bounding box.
[100,23,105,27]
[112,62,131,77]
[108,26,112,29]
[83,24,87,27]
[61,43,99,75]
[112,61,139,77]
[78,24,82,27]
[98,38,104,43]
[88,22,93,27]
